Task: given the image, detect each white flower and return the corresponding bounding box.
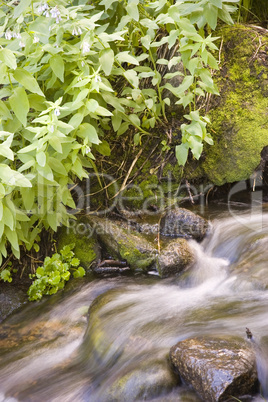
[55,17,62,24]
[33,36,39,44]
[81,61,85,67]
[44,10,50,17]
[50,6,61,19]
[38,3,49,14]
[77,27,82,35]
[5,30,12,40]
[72,28,78,36]
[19,41,25,48]
[49,124,55,133]
[82,42,90,54]
[54,108,60,116]
[85,146,91,154]
[95,75,102,83]
[13,32,21,39]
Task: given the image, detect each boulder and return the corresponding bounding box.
[157,239,194,278]
[86,215,157,271]
[201,24,268,186]
[170,336,258,402]
[160,208,209,241]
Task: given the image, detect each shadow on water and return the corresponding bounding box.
[1,208,268,401]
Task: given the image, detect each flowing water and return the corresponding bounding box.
[1,207,268,401]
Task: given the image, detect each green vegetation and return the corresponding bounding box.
[27,243,85,301]
[0,0,239,265]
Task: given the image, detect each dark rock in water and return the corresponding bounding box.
[157,239,194,278]
[86,215,157,271]
[160,208,209,241]
[170,336,258,402]
[0,285,27,323]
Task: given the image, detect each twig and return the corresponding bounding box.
[185,179,194,204]
[0,254,13,271]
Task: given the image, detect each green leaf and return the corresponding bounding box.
[204,4,218,30]
[13,68,44,97]
[49,157,67,175]
[176,144,189,166]
[77,123,101,144]
[73,267,85,278]
[14,0,31,18]
[94,140,111,156]
[124,70,139,88]
[0,49,17,70]
[210,0,222,8]
[0,269,12,283]
[9,87,29,127]
[36,151,46,167]
[188,136,203,159]
[100,48,114,75]
[5,227,19,252]
[126,1,139,21]
[49,55,65,82]
[116,52,139,65]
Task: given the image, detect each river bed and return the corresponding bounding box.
[1,205,268,401]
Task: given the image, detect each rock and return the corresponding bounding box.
[160,208,209,241]
[86,215,157,271]
[170,336,258,402]
[157,239,194,278]
[201,24,268,186]
[103,358,179,401]
[0,285,27,323]
[57,218,101,271]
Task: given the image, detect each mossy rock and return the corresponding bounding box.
[201,24,268,185]
[56,218,101,271]
[86,215,157,271]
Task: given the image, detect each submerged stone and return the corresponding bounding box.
[170,336,258,402]
[0,285,27,323]
[160,208,209,241]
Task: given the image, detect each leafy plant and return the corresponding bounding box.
[0,260,16,282]
[0,0,239,264]
[27,244,85,301]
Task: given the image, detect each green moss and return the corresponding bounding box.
[118,239,156,271]
[202,24,268,185]
[57,220,100,270]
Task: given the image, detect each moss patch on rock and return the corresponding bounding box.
[202,24,268,185]
[56,219,101,271]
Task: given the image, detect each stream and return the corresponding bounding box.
[1,206,268,401]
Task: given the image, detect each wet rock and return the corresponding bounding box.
[86,216,157,271]
[57,218,101,271]
[170,336,258,402]
[0,285,27,323]
[160,208,209,241]
[157,239,194,278]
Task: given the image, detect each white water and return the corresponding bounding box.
[1,209,268,401]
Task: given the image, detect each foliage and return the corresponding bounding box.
[0,0,239,263]
[237,0,268,23]
[27,243,85,301]
[0,261,16,283]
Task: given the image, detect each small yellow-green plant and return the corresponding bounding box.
[27,244,85,301]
